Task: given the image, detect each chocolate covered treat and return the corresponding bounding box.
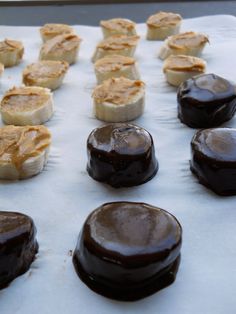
[0,211,38,289]
[73,202,182,301]
[177,74,236,128]
[87,123,158,187]
[190,128,236,195]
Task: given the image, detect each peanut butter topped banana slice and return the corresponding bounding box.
[100,18,136,38]
[92,77,145,122]
[40,34,82,65]
[163,55,206,86]
[0,39,24,67]
[0,125,51,180]
[146,11,182,40]
[0,86,54,125]
[23,60,69,90]
[159,31,209,60]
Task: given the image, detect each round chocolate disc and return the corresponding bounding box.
[87,123,158,187]
[177,73,236,128]
[190,128,236,195]
[0,211,38,289]
[73,202,182,301]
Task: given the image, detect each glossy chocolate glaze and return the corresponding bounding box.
[177,74,236,128]
[73,202,182,301]
[0,211,38,289]
[87,123,158,187]
[190,128,236,195]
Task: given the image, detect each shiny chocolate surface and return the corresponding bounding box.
[87,123,158,187]
[190,128,236,195]
[177,74,236,128]
[73,202,182,301]
[0,211,38,289]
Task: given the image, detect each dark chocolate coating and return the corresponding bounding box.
[177,74,236,128]
[73,202,182,301]
[87,123,158,188]
[0,211,38,289]
[190,128,236,195]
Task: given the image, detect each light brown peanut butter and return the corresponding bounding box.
[40,23,74,37]
[0,125,51,170]
[97,35,140,51]
[100,18,136,32]
[1,87,51,113]
[41,34,81,54]
[95,55,135,73]
[0,39,23,53]
[163,55,206,73]
[168,32,209,50]
[147,11,182,28]
[93,77,145,105]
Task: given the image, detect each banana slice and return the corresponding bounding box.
[146,11,182,40]
[163,55,206,87]
[100,18,137,38]
[0,39,24,67]
[92,77,145,122]
[0,63,4,77]
[159,31,209,60]
[23,60,69,90]
[40,23,75,42]
[94,55,140,84]
[0,86,54,126]
[0,125,51,180]
[92,35,140,63]
[39,34,82,65]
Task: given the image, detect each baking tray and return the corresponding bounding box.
[0,15,236,314]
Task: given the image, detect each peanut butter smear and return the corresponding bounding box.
[40,23,74,36]
[163,55,206,73]
[168,32,209,50]
[100,18,136,32]
[0,125,51,170]
[95,55,135,73]
[97,35,140,51]
[147,11,182,28]
[41,34,81,54]
[93,77,145,105]
[23,61,69,83]
[1,87,51,113]
[0,39,23,52]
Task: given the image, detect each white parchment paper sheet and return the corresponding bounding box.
[0,15,236,314]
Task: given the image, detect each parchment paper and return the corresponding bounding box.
[0,15,236,314]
